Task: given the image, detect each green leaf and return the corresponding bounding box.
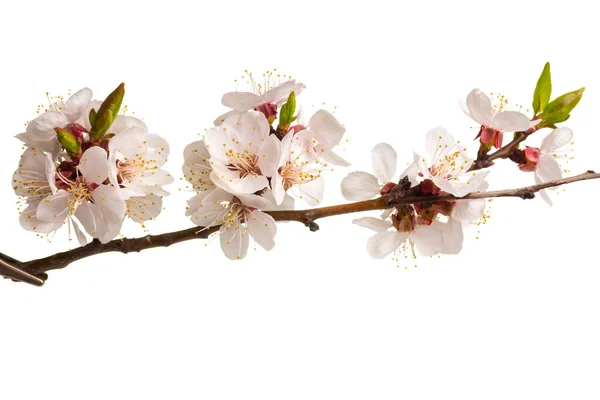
[55,128,81,154]
[279,91,296,127]
[540,87,585,125]
[92,83,125,135]
[89,108,97,127]
[532,62,552,115]
[92,109,114,139]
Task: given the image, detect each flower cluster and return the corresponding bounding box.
[12,84,173,245]
[183,71,348,259]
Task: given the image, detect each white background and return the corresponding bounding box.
[1,1,600,399]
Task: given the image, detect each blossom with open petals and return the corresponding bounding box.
[17,88,93,153]
[215,77,305,125]
[341,142,416,201]
[462,89,532,148]
[189,188,277,260]
[205,111,280,195]
[35,146,126,244]
[272,129,325,206]
[415,127,489,197]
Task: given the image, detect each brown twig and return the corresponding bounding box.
[2,170,599,285]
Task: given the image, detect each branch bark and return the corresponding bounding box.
[2,170,599,285]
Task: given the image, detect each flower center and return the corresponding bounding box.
[226,151,261,178]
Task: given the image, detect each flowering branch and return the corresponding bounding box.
[3,170,597,285]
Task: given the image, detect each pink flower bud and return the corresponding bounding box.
[477,126,503,149]
[254,102,278,125]
[518,147,540,172]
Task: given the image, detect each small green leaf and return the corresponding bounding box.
[55,128,81,154]
[279,91,296,127]
[92,109,114,139]
[89,108,97,127]
[540,87,585,125]
[532,62,552,115]
[93,83,125,135]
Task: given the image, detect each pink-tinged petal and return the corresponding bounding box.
[534,174,553,206]
[78,147,110,185]
[126,195,163,223]
[62,88,92,122]
[278,131,294,165]
[296,177,324,206]
[452,199,486,222]
[441,218,464,254]
[540,127,573,153]
[74,201,108,238]
[466,89,494,126]
[219,221,250,260]
[309,109,345,150]
[479,127,497,145]
[317,147,350,167]
[36,190,70,223]
[19,200,63,233]
[411,225,443,256]
[536,155,562,183]
[257,135,281,177]
[98,221,123,244]
[367,231,405,259]
[352,217,392,233]
[246,210,277,251]
[492,111,531,132]
[26,112,69,141]
[425,127,456,159]
[221,92,263,112]
[340,171,380,201]
[431,171,489,197]
[371,143,397,183]
[91,185,126,224]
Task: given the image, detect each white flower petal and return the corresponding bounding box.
[109,115,148,134]
[19,200,63,234]
[411,225,443,256]
[126,195,163,223]
[452,199,486,222]
[246,210,277,251]
[71,219,88,246]
[257,134,281,177]
[536,155,562,183]
[109,127,147,160]
[371,143,397,183]
[425,127,456,159]
[219,222,250,260]
[296,177,324,206]
[262,80,299,105]
[353,217,392,232]
[466,89,494,126]
[399,162,419,187]
[340,172,381,201]
[74,201,107,238]
[91,185,126,224]
[441,218,464,254]
[221,92,263,112]
[492,111,531,132]
[36,191,70,223]
[534,173,553,206]
[309,109,345,150]
[540,127,573,153]
[78,147,110,185]
[367,231,405,259]
[318,147,350,167]
[62,88,92,122]
[25,112,69,141]
[98,221,123,244]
